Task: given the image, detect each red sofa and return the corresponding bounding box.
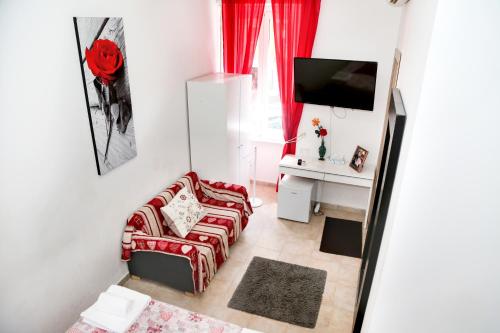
[121,171,252,293]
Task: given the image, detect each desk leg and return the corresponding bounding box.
[315,180,323,210]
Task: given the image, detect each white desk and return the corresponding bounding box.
[279,154,375,227]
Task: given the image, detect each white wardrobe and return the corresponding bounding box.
[187,73,252,190]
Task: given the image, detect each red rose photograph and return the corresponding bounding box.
[74,17,136,175]
[85,39,124,86]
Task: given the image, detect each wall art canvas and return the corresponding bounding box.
[73,17,137,175]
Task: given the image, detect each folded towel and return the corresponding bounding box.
[81,285,151,333]
[94,292,132,318]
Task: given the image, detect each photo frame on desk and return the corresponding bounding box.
[350,146,369,173]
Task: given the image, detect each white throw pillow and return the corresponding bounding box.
[160,186,206,238]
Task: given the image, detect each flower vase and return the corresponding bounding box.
[318,138,326,160]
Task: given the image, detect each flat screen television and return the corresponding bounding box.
[294,57,378,111]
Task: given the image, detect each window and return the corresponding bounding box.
[252,7,282,142]
[215,4,283,143]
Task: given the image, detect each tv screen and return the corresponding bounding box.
[294,58,378,111]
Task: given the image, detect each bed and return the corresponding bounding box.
[67,298,260,333]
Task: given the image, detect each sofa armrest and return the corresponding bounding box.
[121,232,204,292]
[122,232,199,262]
[199,180,253,217]
[127,252,196,293]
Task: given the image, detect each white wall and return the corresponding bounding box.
[296,0,402,208]
[362,0,439,327]
[363,1,500,332]
[0,1,216,332]
[253,140,283,184]
[255,1,402,208]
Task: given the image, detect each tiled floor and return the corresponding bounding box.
[124,184,363,333]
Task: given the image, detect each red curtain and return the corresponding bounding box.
[271,0,321,157]
[222,0,266,74]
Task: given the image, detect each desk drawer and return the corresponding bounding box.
[324,173,372,188]
[279,166,324,181]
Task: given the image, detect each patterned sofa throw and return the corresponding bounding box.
[160,186,207,238]
[121,171,254,292]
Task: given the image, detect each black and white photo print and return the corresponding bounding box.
[74,17,136,175]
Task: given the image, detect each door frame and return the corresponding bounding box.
[352,86,407,332]
[364,49,402,238]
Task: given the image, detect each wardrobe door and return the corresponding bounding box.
[188,78,228,181]
[224,77,240,186]
[237,75,252,189]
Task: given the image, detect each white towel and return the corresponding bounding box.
[81,285,151,333]
[94,292,132,318]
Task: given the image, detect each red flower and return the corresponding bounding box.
[85,39,124,85]
[319,128,328,137]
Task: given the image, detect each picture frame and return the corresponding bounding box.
[350,146,369,173]
[73,17,137,175]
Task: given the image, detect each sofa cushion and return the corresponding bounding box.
[199,180,253,218]
[198,215,236,246]
[161,187,206,238]
[163,223,229,273]
[176,171,204,201]
[200,197,249,241]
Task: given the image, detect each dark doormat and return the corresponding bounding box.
[228,256,326,328]
[320,217,362,258]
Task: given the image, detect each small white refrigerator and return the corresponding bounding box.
[278,175,316,223]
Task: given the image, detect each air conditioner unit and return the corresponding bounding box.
[388,0,410,6]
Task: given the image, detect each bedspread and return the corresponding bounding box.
[67,299,245,333]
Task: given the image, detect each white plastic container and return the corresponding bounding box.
[277,175,316,223]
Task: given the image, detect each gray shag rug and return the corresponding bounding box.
[227,256,327,328]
